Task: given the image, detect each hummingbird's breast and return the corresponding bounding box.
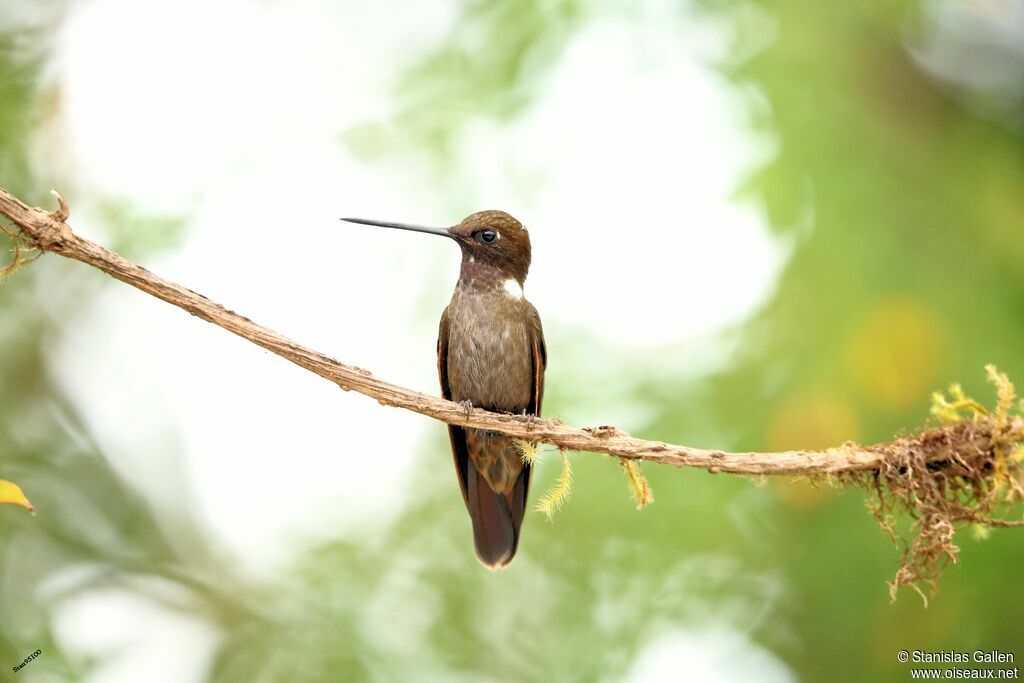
[444,283,535,413]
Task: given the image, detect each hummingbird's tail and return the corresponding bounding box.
[466,458,530,570]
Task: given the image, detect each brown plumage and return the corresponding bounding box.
[438,211,545,568]
[342,209,545,569]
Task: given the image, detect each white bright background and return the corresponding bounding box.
[18,0,792,681]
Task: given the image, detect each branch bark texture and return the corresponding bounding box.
[0,186,1013,476]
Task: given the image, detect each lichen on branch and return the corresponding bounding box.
[0,221,41,279]
[847,366,1024,603]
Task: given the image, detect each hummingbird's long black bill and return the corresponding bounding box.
[341,217,453,239]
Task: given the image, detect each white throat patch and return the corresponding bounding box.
[502,278,524,300]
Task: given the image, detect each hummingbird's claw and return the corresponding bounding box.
[459,400,474,419]
[520,409,537,431]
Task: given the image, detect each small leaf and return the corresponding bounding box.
[0,480,35,514]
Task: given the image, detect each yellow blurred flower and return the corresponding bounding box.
[845,297,944,411]
[768,391,860,508]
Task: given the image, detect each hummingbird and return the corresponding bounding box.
[342,210,546,569]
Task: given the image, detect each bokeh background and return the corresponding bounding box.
[2,0,1023,681]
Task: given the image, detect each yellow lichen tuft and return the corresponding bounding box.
[986,364,1015,426]
[930,382,987,422]
[0,223,41,280]
[513,439,538,466]
[535,452,573,520]
[619,458,653,509]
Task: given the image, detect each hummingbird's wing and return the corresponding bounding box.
[527,303,546,416]
[438,306,471,508]
[519,303,546,510]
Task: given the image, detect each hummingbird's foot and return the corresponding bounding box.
[459,400,474,419]
[520,409,537,431]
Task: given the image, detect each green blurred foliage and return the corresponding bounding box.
[0,21,224,682]
[345,0,584,169]
[1,0,1023,682]
[684,0,1024,680]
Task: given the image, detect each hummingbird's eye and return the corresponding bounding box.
[477,229,498,243]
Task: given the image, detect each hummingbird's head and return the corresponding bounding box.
[341,210,533,283]
[448,210,531,284]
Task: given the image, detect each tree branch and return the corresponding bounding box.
[8,184,1023,599]
[0,185,1017,477]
